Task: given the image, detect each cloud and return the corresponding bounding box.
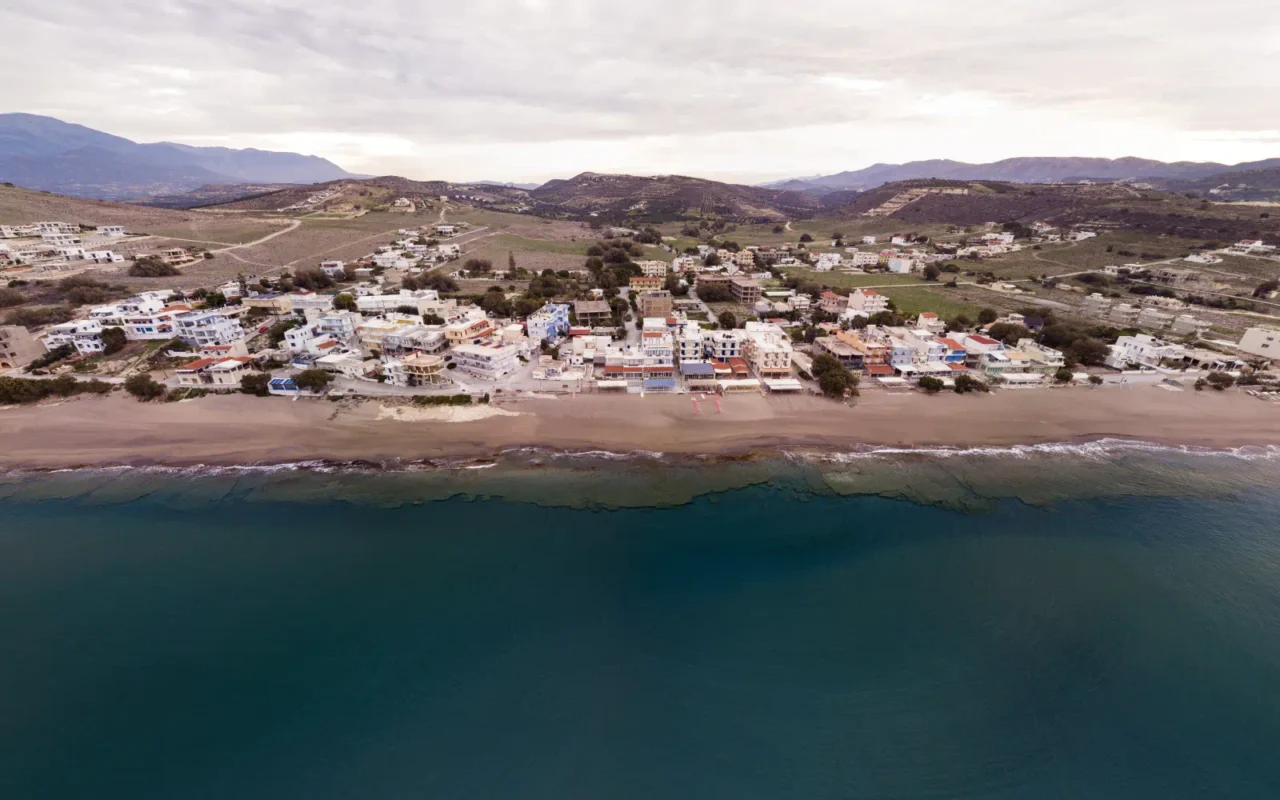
[1,0,1277,182]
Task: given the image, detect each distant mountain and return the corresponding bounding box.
[0,113,358,199]
[530,172,822,222]
[471,180,542,191]
[1151,166,1280,202]
[769,157,1280,192]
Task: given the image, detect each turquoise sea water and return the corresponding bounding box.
[2,449,1280,799]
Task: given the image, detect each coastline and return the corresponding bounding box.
[1,386,1277,471]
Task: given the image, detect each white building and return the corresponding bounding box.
[637,260,668,277]
[43,320,105,355]
[886,257,914,274]
[450,340,521,380]
[526,303,571,343]
[175,310,243,348]
[814,252,842,272]
[861,236,877,245]
[847,289,889,316]
[1105,334,1187,370]
[741,321,793,379]
[99,225,126,238]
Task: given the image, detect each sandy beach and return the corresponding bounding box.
[1,386,1277,470]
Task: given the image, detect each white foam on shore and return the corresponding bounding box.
[3,440,1277,480]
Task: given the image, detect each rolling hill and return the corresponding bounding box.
[770,157,1280,192]
[0,113,358,200]
[529,172,822,222]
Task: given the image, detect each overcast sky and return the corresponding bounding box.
[3,0,1279,184]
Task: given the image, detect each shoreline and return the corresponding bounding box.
[1,386,1278,471]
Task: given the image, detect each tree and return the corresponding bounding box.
[1054,367,1074,384]
[704,253,722,267]
[101,326,127,356]
[508,251,517,272]
[267,319,300,347]
[292,368,333,393]
[240,373,271,396]
[291,267,334,291]
[987,322,1030,346]
[918,376,944,393]
[333,293,357,311]
[923,264,941,282]
[395,304,419,315]
[463,258,493,274]
[1066,337,1110,367]
[811,353,860,399]
[949,314,973,331]
[953,374,990,394]
[1253,279,1279,298]
[1088,375,1104,386]
[1205,371,1236,391]
[799,233,814,243]
[422,313,445,325]
[977,308,998,325]
[425,274,459,293]
[124,373,166,401]
[717,311,737,330]
[773,225,784,234]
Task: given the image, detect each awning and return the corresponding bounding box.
[877,377,909,386]
[764,379,804,392]
[866,365,895,376]
[643,379,676,389]
[595,380,629,389]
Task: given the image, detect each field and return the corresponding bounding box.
[877,286,981,320]
[782,268,923,290]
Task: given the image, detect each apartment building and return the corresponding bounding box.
[1081,293,1112,317]
[1105,334,1187,369]
[847,289,889,316]
[702,329,744,361]
[43,320,105,355]
[176,310,243,348]
[1237,326,1280,360]
[444,316,496,346]
[450,341,521,380]
[630,275,664,291]
[638,291,674,319]
[741,322,793,379]
[526,303,571,343]
[637,260,668,277]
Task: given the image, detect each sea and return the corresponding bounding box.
[2,442,1280,799]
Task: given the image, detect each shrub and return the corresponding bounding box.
[25,344,75,372]
[812,353,860,399]
[918,376,944,393]
[1054,367,1074,384]
[953,374,990,394]
[334,293,357,311]
[0,375,112,404]
[411,394,474,407]
[0,288,25,308]
[1205,371,1236,391]
[124,373,166,401]
[128,259,180,277]
[1088,375,1104,386]
[240,373,271,397]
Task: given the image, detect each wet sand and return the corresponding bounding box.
[1,386,1277,470]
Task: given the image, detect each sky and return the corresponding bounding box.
[2,0,1279,184]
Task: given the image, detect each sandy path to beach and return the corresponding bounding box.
[1,387,1277,469]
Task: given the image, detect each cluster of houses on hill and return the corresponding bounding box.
[0,221,140,272]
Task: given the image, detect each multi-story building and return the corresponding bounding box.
[381,325,448,357]
[1170,315,1210,337]
[43,320,105,355]
[847,289,889,316]
[741,322,793,379]
[1137,307,1174,330]
[637,260,669,277]
[1081,293,1112,317]
[846,251,881,268]
[526,303,571,343]
[384,352,450,387]
[638,291,673,320]
[630,275,664,291]
[313,311,363,345]
[176,357,255,389]
[1109,303,1140,327]
[444,315,496,346]
[100,225,126,238]
[175,310,243,348]
[1105,334,1187,370]
[730,278,761,306]
[0,325,43,368]
[450,341,521,380]
[1017,339,1066,372]
[676,321,705,364]
[574,299,613,328]
[700,329,743,362]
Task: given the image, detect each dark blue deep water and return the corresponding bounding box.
[3,474,1280,799]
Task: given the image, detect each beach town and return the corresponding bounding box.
[4,215,1279,410]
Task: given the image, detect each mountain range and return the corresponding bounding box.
[0,113,358,200]
[764,157,1280,192]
